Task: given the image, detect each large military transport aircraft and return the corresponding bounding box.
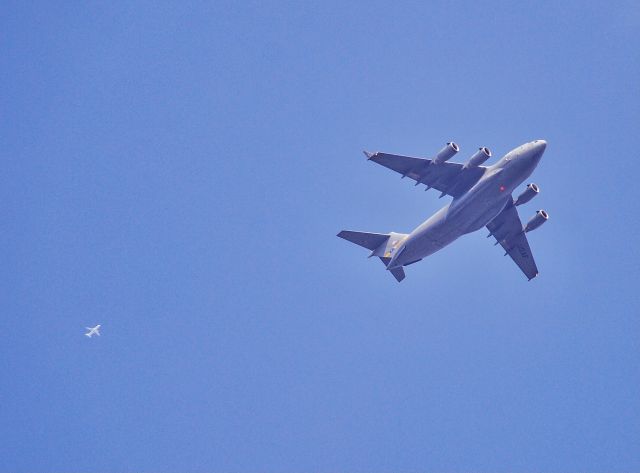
[338,140,549,282]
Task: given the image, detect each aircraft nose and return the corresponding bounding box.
[527,140,546,168]
[534,140,547,152]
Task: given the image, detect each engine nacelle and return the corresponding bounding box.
[463,147,492,169]
[432,142,459,164]
[524,210,549,233]
[514,183,540,206]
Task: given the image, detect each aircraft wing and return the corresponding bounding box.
[486,199,539,280]
[365,151,485,197]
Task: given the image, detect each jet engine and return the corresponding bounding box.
[514,183,540,206]
[524,210,549,233]
[463,147,492,169]
[432,142,459,164]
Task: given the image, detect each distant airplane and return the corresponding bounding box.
[85,324,101,338]
[338,140,549,282]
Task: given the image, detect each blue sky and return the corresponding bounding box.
[2,1,639,471]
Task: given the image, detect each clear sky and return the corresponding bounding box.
[2,1,639,471]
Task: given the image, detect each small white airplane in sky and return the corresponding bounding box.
[85,324,101,338]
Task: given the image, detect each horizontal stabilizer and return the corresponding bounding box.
[338,230,409,282]
[379,257,406,282]
[337,230,390,251]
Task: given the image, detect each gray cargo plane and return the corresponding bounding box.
[338,140,549,282]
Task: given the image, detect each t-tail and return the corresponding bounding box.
[337,230,409,282]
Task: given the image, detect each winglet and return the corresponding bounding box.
[363,151,375,160]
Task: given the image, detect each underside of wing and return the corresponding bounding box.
[365,151,485,197]
[487,199,539,280]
